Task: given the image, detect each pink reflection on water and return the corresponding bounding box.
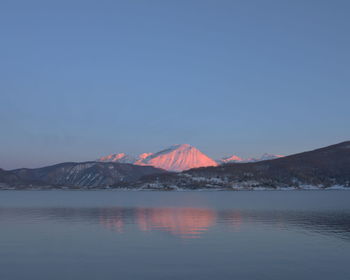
[136,208,216,238]
[99,207,216,239]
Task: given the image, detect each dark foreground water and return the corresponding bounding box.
[0,191,350,280]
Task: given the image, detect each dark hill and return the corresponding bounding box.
[0,162,166,189]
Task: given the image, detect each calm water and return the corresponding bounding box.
[0,191,350,280]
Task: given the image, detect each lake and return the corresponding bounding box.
[0,190,350,280]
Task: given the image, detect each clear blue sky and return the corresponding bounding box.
[1,0,349,169]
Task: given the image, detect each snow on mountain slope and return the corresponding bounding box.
[137,153,153,161]
[135,144,218,172]
[99,146,283,171]
[98,152,154,164]
[218,153,285,164]
[98,153,136,164]
[257,153,284,161]
[245,153,285,162]
[217,155,243,164]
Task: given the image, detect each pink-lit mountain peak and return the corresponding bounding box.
[99,153,136,164]
[217,153,285,164]
[259,153,284,161]
[136,144,218,172]
[98,144,217,172]
[218,155,243,164]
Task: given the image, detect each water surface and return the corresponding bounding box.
[0,190,349,280]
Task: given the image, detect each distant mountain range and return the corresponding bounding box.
[0,141,349,190]
[99,144,218,171]
[98,144,283,171]
[0,162,165,189]
[217,153,284,164]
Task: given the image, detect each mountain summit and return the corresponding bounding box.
[99,144,217,172]
[217,155,243,164]
[98,146,285,171]
[135,144,218,172]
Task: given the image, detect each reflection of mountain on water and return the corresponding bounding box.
[98,207,215,238]
[100,207,216,238]
[99,208,350,240]
[138,208,215,238]
[1,207,349,240]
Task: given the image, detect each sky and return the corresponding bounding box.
[0,0,349,169]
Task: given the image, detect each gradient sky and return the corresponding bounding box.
[1,0,349,169]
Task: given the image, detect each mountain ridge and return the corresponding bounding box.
[98,144,218,171]
[0,161,165,189]
[134,144,218,172]
[217,153,284,164]
[1,141,349,190]
[98,144,284,171]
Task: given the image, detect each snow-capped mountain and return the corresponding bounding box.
[98,152,155,164]
[99,146,283,171]
[255,153,284,161]
[136,144,218,172]
[99,144,217,172]
[217,155,243,164]
[218,153,284,164]
[99,153,136,164]
[245,153,284,162]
